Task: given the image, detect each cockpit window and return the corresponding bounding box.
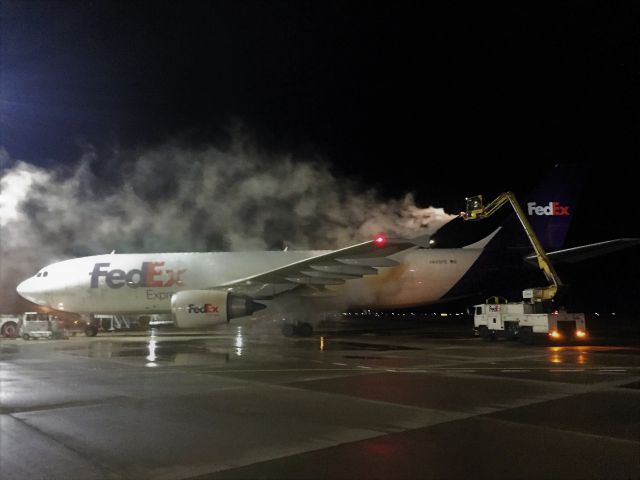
[36,273,42,277]
[43,272,49,277]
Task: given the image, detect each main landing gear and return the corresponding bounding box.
[281,321,314,337]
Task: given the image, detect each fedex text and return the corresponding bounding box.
[90,262,186,289]
[187,304,219,314]
[527,202,570,216]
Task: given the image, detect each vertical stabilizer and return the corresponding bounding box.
[521,164,585,251]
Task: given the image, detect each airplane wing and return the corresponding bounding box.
[525,238,640,264]
[217,235,430,299]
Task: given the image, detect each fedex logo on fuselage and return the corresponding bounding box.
[527,202,570,216]
[90,262,186,289]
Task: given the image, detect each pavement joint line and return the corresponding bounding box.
[222,381,640,474]
[0,397,127,415]
[7,412,123,478]
[480,414,640,447]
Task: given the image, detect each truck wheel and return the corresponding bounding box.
[1,322,18,338]
[519,328,534,345]
[479,327,491,341]
[22,334,30,340]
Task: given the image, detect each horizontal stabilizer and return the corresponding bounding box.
[407,234,432,248]
[463,228,501,249]
[525,238,640,264]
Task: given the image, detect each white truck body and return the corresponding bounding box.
[15,312,68,340]
[20,319,53,340]
[473,300,587,343]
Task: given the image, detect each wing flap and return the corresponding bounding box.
[336,257,399,267]
[301,270,362,279]
[284,276,346,285]
[309,264,378,275]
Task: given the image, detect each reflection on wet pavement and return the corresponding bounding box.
[1,321,638,480]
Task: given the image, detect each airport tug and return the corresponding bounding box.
[463,192,587,344]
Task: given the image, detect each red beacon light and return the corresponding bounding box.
[374,234,387,247]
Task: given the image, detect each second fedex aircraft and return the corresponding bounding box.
[16,166,638,334]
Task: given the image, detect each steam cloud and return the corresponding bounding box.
[0,137,455,310]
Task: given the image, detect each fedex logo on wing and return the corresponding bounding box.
[90,262,186,289]
[187,304,219,314]
[526,202,570,216]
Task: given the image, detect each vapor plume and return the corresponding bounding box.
[0,138,455,310]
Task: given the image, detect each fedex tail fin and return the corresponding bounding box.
[521,164,585,251]
[431,164,585,252]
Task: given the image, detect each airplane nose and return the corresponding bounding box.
[16,278,49,305]
[16,279,27,297]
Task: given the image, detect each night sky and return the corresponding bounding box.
[1,2,639,309]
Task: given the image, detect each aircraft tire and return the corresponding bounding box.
[85,325,98,337]
[281,323,296,337]
[22,334,30,340]
[297,322,313,337]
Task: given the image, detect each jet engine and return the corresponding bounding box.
[171,290,265,328]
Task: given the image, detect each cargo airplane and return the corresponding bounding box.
[16,166,639,335]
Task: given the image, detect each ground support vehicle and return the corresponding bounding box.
[18,312,68,340]
[473,295,587,344]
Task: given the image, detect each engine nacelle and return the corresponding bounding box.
[171,290,264,329]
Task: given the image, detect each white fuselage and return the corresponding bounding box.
[17,247,482,314]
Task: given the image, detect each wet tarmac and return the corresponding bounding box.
[1,320,639,479]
